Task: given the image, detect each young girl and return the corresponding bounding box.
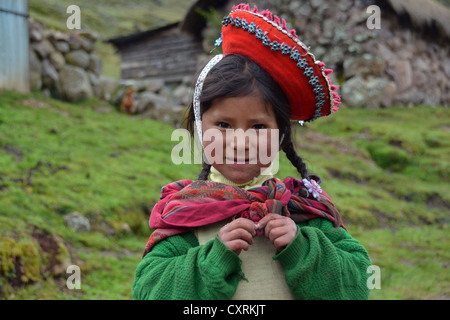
[133,3,372,300]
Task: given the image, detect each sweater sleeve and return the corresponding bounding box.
[274,219,372,300]
[132,232,242,300]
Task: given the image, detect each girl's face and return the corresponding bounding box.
[201,95,280,184]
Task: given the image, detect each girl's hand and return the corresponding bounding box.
[218,218,257,255]
[256,214,297,251]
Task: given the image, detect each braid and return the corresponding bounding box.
[282,139,310,180]
[198,162,211,180]
[283,137,342,230]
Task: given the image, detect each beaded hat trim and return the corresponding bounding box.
[192,3,341,144]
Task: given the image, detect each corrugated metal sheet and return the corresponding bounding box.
[0,0,29,93]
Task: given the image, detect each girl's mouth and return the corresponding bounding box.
[225,158,256,164]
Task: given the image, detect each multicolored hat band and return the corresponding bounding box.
[193,3,341,146]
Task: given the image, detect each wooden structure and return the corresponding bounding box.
[0,0,29,93]
[108,22,203,82]
[108,0,229,83]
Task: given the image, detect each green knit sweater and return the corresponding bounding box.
[133,218,371,300]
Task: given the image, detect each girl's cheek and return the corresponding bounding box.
[203,129,226,165]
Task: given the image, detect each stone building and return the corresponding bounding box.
[264,0,450,107]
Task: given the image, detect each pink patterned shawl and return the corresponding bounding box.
[143,177,342,257]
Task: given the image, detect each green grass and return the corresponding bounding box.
[354,225,449,299]
[0,90,199,299]
[287,106,450,230]
[29,0,196,39]
[0,91,449,299]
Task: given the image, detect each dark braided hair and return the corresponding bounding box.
[198,162,211,181]
[282,140,309,180]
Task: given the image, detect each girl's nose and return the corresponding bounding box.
[234,134,248,151]
[227,129,251,151]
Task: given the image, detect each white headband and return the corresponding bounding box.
[193,54,225,147]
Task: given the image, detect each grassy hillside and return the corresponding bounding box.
[0,90,198,299]
[29,0,197,79]
[0,90,448,299]
[29,0,196,38]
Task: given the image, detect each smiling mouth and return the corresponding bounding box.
[225,158,257,164]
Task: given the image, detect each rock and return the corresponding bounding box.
[64,212,91,232]
[342,76,396,108]
[412,55,429,73]
[310,0,323,9]
[288,0,301,13]
[49,50,65,70]
[182,75,194,86]
[343,53,385,79]
[412,70,427,86]
[342,77,365,107]
[376,42,396,61]
[29,23,43,42]
[424,87,441,106]
[88,72,102,98]
[145,78,165,93]
[320,45,345,70]
[53,40,70,53]
[443,57,450,78]
[67,33,82,50]
[134,91,184,125]
[134,91,169,112]
[58,65,93,101]
[31,39,54,59]
[77,30,99,42]
[377,81,397,108]
[79,36,96,53]
[42,59,59,88]
[387,60,412,91]
[173,84,191,106]
[322,19,335,39]
[65,50,90,69]
[100,76,119,101]
[48,30,70,42]
[142,105,185,127]
[29,49,42,90]
[88,54,102,76]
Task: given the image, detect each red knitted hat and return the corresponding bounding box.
[219,3,341,122]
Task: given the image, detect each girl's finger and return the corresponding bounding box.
[225,218,257,236]
[265,224,286,243]
[255,213,281,230]
[226,239,250,254]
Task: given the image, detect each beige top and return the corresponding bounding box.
[195,163,294,300]
[196,221,294,300]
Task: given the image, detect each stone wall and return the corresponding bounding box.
[271,0,450,108]
[28,19,187,126]
[28,19,117,102]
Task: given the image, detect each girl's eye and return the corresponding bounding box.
[217,122,231,128]
[253,124,267,130]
